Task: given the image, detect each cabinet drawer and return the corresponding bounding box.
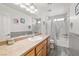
[26,49,35,56]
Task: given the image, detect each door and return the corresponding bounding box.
[53,18,69,48]
[3,15,11,39]
[0,14,10,39]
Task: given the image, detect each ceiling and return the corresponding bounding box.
[34,3,71,16]
[1,3,72,17]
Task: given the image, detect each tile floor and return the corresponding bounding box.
[49,46,70,56]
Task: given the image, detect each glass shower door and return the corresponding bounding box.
[53,18,69,48]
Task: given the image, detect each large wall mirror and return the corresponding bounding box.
[32,17,41,33]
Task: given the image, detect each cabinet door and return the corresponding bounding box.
[37,49,43,56]
[26,49,35,56]
[36,42,43,54]
[42,45,46,56]
[42,39,48,56]
[46,39,48,55]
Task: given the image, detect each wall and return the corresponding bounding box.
[39,4,70,35]
[0,4,33,39]
[69,3,79,55]
[70,3,79,34]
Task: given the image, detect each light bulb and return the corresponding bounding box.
[20,4,26,8]
[30,11,35,13]
[25,7,30,11]
[30,6,35,9]
[35,9,38,12]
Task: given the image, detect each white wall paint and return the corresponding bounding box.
[69,3,79,51]
[0,4,32,39]
[70,3,79,34]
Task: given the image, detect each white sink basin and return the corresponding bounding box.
[28,35,43,41]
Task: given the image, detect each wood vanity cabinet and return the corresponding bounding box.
[25,38,48,56]
[26,49,35,56]
[37,49,43,56]
[42,45,47,56]
[42,39,47,56]
[36,38,48,56]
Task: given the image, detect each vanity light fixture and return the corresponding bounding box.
[54,18,64,22]
[25,3,31,6]
[25,6,30,11]
[30,5,35,9]
[35,9,38,12]
[20,4,26,8]
[14,3,38,14]
[30,10,35,13]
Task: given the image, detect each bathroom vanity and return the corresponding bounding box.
[0,34,49,56]
[24,37,48,56]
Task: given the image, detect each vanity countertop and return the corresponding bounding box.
[0,34,49,56]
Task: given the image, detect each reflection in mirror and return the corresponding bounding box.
[32,17,41,34]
